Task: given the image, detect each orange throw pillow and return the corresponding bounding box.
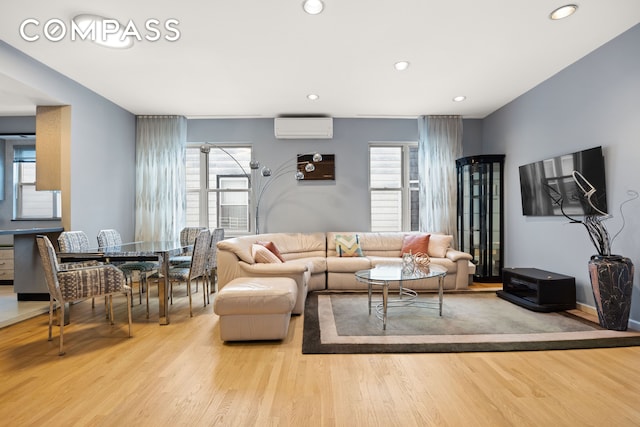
[401,234,430,255]
[256,241,286,262]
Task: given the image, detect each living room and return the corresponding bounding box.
[1,2,640,425]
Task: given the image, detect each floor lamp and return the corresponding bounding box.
[201,144,322,234]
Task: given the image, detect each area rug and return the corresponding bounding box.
[302,292,640,354]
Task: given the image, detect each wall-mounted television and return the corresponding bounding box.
[519,146,607,216]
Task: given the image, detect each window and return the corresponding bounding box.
[185,145,252,233]
[13,146,61,219]
[369,144,418,231]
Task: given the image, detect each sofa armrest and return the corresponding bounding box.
[445,248,473,262]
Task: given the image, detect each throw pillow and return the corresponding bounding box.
[256,240,286,262]
[401,234,430,255]
[251,244,283,264]
[335,234,364,257]
[428,234,453,258]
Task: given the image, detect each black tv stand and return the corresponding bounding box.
[497,268,576,312]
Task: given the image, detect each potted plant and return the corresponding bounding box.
[549,172,638,331]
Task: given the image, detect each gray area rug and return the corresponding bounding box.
[302,292,640,353]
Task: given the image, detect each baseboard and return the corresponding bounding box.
[575,301,597,316]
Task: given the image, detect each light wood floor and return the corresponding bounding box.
[1,286,640,427]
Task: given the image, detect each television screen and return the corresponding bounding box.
[519,146,607,216]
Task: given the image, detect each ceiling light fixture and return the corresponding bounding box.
[453,96,467,102]
[549,4,578,20]
[307,94,320,101]
[303,0,325,15]
[73,14,133,49]
[394,61,410,71]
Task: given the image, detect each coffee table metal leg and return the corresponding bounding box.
[382,281,388,330]
[438,275,443,316]
[368,281,372,315]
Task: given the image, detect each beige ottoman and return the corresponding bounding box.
[213,277,298,341]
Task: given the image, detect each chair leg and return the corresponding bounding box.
[109,295,115,325]
[203,277,208,307]
[58,301,65,356]
[48,297,54,341]
[188,279,193,317]
[146,279,151,319]
[126,291,132,337]
[139,272,146,305]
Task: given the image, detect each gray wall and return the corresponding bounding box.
[188,117,483,233]
[483,24,640,325]
[0,41,136,242]
[188,118,417,233]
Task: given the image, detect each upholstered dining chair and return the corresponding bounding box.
[169,226,207,266]
[97,229,158,305]
[58,230,105,309]
[149,229,211,317]
[206,228,225,293]
[58,230,91,253]
[36,235,132,356]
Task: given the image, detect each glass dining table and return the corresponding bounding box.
[57,241,190,325]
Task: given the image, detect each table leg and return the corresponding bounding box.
[438,275,443,316]
[382,281,388,330]
[158,252,170,325]
[368,281,372,315]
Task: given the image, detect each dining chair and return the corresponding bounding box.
[206,228,225,293]
[58,230,106,310]
[169,226,207,266]
[97,229,158,305]
[36,235,132,356]
[149,229,211,317]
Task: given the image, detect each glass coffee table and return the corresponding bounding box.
[355,264,447,330]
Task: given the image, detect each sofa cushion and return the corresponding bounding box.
[401,233,430,255]
[326,256,371,272]
[257,240,286,262]
[368,256,402,267]
[252,244,283,264]
[428,234,453,258]
[335,234,364,257]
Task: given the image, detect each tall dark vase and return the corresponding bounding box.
[588,255,634,331]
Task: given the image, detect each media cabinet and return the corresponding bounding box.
[497,268,576,312]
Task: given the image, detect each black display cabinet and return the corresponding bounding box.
[456,155,505,282]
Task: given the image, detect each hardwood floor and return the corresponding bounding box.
[1,287,640,427]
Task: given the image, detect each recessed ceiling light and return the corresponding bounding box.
[73,14,133,49]
[303,0,325,15]
[549,4,578,20]
[453,96,467,102]
[307,94,319,101]
[394,61,410,71]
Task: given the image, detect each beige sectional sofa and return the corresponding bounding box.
[216,231,474,314]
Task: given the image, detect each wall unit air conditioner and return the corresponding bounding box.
[274,117,333,139]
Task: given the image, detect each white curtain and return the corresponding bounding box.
[135,116,186,241]
[418,115,463,244]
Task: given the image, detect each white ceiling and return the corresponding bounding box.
[1,1,639,119]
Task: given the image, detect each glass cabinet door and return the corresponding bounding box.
[456,155,505,282]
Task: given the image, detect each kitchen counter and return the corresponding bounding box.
[0,227,64,236]
[0,228,64,300]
